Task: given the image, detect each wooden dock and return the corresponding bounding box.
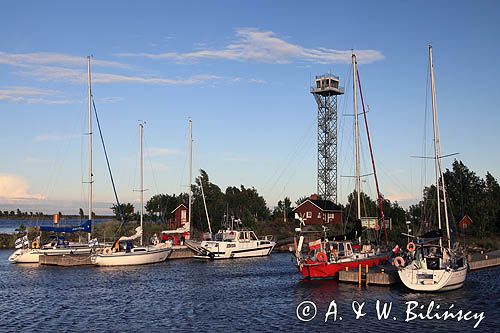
[468,249,500,271]
[169,246,195,259]
[338,250,500,286]
[39,253,93,266]
[339,265,399,286]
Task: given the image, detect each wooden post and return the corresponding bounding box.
[365,264,369,274]
[358,264,362,287]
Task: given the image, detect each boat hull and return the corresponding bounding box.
[194,243,275,260]
[298,253,390,279]
[92,247,172,266]
[398,264,467,292]
[8,249,40,263]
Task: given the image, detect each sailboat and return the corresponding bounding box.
[161,119,195,255]
[91,123,172,266]
[9,57,97,264]
[293,53,390,279]
[397,45,467,291]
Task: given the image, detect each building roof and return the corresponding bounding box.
[294,199,342,212]
[171,203,188,214]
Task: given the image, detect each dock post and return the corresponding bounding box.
[358,264,362,287]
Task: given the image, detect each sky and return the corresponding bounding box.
[1,1,499,215]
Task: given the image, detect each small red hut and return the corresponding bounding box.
[293,194,342,225]
[168,204,188,230]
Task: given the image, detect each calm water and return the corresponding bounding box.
[0,250,498,332]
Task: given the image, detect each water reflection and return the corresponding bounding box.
[0,250,498,332]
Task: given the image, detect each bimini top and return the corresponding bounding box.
[40,220,91,233]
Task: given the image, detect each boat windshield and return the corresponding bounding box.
[213,231,236,242]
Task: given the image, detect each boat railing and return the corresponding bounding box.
[260,235,274,241]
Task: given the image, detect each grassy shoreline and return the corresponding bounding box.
[1,218,498,253]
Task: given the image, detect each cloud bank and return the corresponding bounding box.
[117,28,384,64]
[0,174,44,201]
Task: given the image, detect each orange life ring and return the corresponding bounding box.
[31,240,39,249]
[393,256,405,268]
[316,251,327,262]
[407,242,416,252]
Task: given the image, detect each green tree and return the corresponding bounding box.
[272,197,292,220]
[191,169,225,231]
[483,172,500,234]
[111,203,135,222]
[145,193,187,223]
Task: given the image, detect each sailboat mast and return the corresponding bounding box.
[139,123,144,246]
[200,181,212,234]
[188,119,193,236]
[429,45,451,248]
[429,45,443,247]
[87,56,93,242]
[352,53,361,221]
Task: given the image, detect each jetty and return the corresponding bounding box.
[338,250,500,286]
[169,246,195,259]
[39,253,93,266]
[468,249,500,270]
[38,246,194,266]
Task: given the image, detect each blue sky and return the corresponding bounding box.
[1,1,499,214]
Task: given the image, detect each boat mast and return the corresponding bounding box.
[87,56,93,242]
[200,181,212,234]
[139,123,144,246]
[352,54,361,222]
[429,45,442,248]
[188,119,193,237]
[429,45,451,248]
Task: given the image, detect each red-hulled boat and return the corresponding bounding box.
[296,238,390,279]
[293,53,392,279]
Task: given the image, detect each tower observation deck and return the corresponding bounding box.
[311,74,344,203]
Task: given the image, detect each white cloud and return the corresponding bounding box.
[0,174,45,201]
[0,86,76,104]
[116,28,384,64]
[15,65,229,86]
[248,78,267,84]
[147,147,181,157]
[33,132,79,142]
[1,49,268,89]
[95,96,124,103]
[0,51,130,69]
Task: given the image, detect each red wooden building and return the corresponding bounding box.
[168,204,188,230]
[293,194,342,225]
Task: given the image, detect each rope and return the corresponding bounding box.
[356,69,388,243]
[91,96,126,234]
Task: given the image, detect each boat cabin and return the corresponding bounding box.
[213,230,259,242]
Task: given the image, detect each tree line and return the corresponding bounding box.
[408,160,500,237]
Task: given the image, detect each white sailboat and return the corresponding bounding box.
[397,45,467,291]
[9,57,97,263]
[91,123,172,266]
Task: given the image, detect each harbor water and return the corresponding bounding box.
[0,250,498,332]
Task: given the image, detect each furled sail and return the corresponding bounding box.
[39,220,92,233]
[118,227,142,241]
